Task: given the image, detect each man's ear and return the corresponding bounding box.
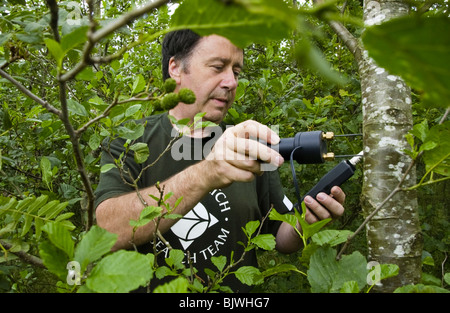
[168,57,182,84]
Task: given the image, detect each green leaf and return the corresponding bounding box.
[394,284,450,293]
[307,246,367,293]
[130,142,149,164]
[88,133,101,150]
[60,25,88,53]
[74,226,118,273]
[140,205,162,220]
[42,222,74,258]
[444,273,450,285]
[312,229,354,247]
[211,255,227,272]
[165,249,185,270]
[44,38,64,69]
[363,16,450,108]
[0,197,17,218]
[269,209,297,228]
[234,266,263,286]
[86,250,153,293]
[117,121,145,140]
[243,220,260,237]
[131,74,146,95]
[100,163,115,173]
[67,98,88,117]
[340,281,359,293]
[171,0,291,48]
[40,157,53,188]
[39,240,70,281]
[262,263,300,278]
[125,104,142,117]
[153,276,189,293]
[251,234,276,250]
[422,121,450,176]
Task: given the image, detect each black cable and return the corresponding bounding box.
[290,146,303,211]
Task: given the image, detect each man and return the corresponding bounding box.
[95,29,345,292]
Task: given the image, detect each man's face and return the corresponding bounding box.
[170,35,244,124]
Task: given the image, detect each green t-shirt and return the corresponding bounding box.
[94,112,293,292]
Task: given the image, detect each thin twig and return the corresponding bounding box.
[0,69,62,117]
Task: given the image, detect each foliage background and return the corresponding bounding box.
[0,0,448,292]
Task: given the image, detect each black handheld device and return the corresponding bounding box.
[301,151,363,201]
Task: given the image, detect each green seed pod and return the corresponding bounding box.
[178,88,196,104]
[152,99,163,111]
[163,78,177,93]
[161,92,180,110]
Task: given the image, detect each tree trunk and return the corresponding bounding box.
[359,0,423,292]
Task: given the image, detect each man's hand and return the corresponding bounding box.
[203,120,284,188]
[303,186,345,224]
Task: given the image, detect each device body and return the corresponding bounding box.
[302,152,363,201]
[267,131,334,164]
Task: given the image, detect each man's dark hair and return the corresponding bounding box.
[162,29,202,81]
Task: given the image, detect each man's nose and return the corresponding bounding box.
[220,68,238,90]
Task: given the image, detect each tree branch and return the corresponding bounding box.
[312,0,364,63]
[0,69,62,117]
[59,0,169,82]
[0,240,46,269]
[45,0,60,42]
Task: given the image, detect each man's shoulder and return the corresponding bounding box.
[135,112,173,139]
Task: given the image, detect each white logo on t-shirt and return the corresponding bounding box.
[170,202,219,249]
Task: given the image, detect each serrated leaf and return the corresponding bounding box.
[422,121,450,176]
[211,255,227,272]
[243,220,260,237]
[44,201,69,219]
[363,16,450,108]
[312,230,354,247]
[154,276,189,293]
[166,249,185,270]
[307,246,367,293]
[44,38,64,69]
[130,142,149,164]
[74,225,118,273]
[26,195,49,215]
[234,266,263,286]
[60,25,88,52]
[86,250,153,293]
[20,215,33,237]
[39,240,70,281]
[37,200,58,217]
[262,263,299,278]
[42,222,74,258]
[269,209,297,228]
[251,234,275,250]
[0,197,18,217]
[131,74,146,95]
[340,281,359,293]
[171,0,291,48]
[35,218,43,240]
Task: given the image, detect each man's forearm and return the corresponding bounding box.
[96,161,212,250]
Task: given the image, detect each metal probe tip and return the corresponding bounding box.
[349,151,364,166]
